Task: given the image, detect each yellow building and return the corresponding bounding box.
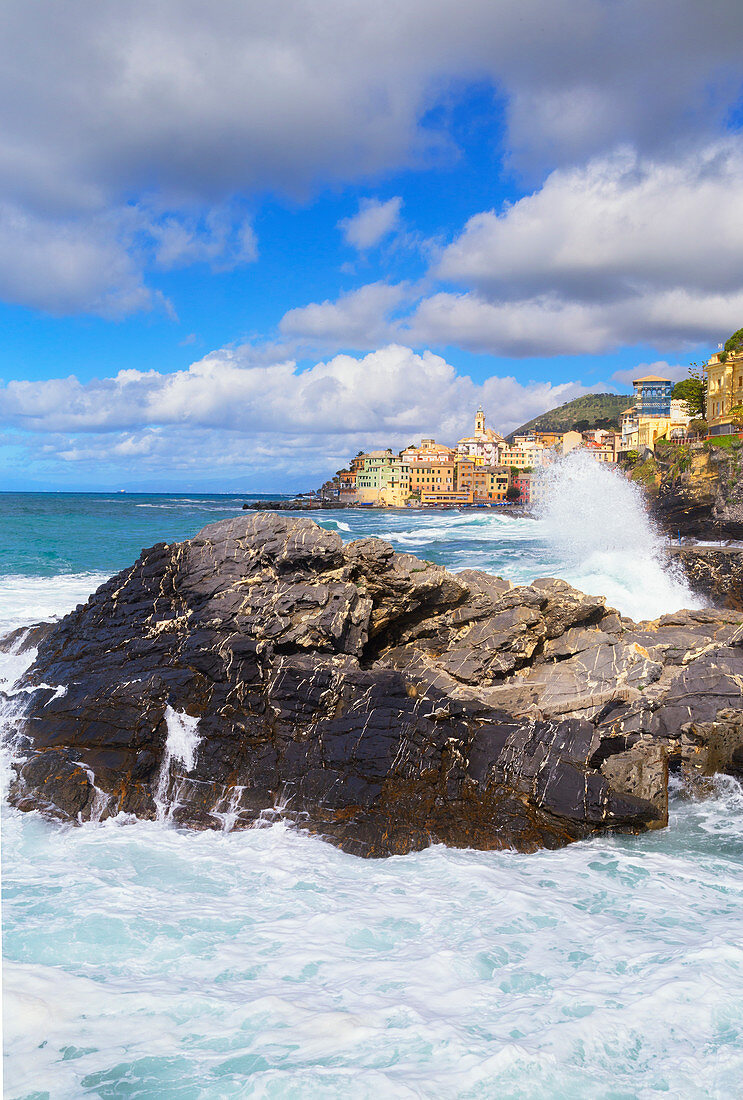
[401,439,456,464]
[705,348,743,436]
[561,430,583,455]
[379,481,411,507]
[513,431,561,448]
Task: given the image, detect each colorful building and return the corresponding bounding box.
[705,348,743,436]
[560,430,583,455]
[584,439,615,462]
[630,375,674,449]
[401,438,457,464]
[409,458,456,496]
[355,451,412,503]
[511,470,533,503]
[455,459,510,501]
[334,402,636,508]
[500,439,554,469]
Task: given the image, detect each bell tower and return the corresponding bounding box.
[475,405,485,434]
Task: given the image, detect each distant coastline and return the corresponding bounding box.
[242,497,533,514]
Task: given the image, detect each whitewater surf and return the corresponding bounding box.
[1,466,741,1098]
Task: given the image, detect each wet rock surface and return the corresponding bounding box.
[667,545,743,611]
[5,513,743,856]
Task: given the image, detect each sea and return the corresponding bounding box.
[2,456,742,1099]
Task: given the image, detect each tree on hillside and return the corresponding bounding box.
[672,364,706,419]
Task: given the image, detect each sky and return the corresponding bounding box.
[1,1,743,492]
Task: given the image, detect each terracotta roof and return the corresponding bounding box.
[632,374,671,383]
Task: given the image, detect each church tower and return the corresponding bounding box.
[475,405,485,434]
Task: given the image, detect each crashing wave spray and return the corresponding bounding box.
[534,450,702,621]
[154,705,202,824]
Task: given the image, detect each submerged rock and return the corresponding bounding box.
[5,512,743,856]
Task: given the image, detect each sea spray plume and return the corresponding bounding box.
[534,450,701,621]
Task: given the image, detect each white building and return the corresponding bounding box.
[456,406,506,466]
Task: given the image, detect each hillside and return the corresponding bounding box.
[507,393,631,440]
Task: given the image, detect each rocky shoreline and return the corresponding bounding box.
[4,512,743,856]
[667,544,743,611]
[244,498,347,511]
[631,441,743,541]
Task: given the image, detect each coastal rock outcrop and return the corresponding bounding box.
[5,513,743,856]
[631,442,743,542]
[666,545,743,611]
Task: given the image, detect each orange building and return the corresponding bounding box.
[409,459,455,495]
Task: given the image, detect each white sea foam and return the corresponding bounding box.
[154,706,202,823]
[2,783,742,1098]
[387,511,534,542]
[0,635,38,695]
[319,518,352,532]
[365,456,700,619]
[163,704,202,772]
[210,783,247,832]
[0,571,108,631]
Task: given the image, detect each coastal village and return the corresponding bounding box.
[324,371,697,507]
[318,339,743,508]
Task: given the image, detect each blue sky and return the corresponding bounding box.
[1,1,742,491]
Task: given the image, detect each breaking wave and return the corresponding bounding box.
[533,451,701,620]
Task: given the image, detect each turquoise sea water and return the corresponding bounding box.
[2,478,742,1098]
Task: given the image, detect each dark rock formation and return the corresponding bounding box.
[667,545,743,611]
[5,513,743,856]
[0,622,54,654]
[243,498,347,511]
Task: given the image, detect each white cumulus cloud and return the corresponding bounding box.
[0,344,594,485]
[279,283,408,348]
[339,198,403,250]
[438,144,743,302]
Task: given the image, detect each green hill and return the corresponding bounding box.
[507,392,631,440]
